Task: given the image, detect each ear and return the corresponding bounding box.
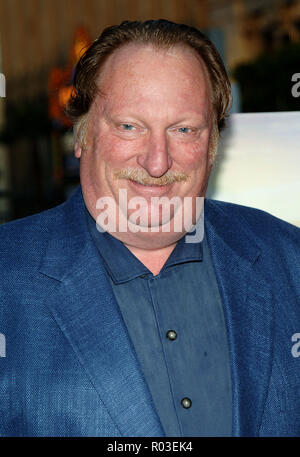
[74,142,82,159]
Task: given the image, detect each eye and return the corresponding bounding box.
[121,123,135,131]
[177,127,192,134]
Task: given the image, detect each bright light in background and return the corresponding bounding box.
[207,112,300,227]
[0,73,5,98]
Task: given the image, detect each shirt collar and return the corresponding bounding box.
[86,208,203,284]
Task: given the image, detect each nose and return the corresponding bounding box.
[137,131,173,177]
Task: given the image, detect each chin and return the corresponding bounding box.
[116,228,186,251]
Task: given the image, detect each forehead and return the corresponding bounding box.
[94,43,212,116]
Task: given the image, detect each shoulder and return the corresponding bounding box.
[0,202,66,259]
[0,187,83,253]
[205,199,300,293]
[205,198,300,251]
[0,187,84,274]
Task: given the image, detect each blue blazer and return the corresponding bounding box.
[0,186,300,437]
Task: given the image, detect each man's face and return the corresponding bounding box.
[76,43,215,249]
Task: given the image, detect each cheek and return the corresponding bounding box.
[171,131,210,170]
[173,141,208,171]
[93,135,140,167]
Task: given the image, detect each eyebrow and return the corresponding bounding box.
[104,109,209,124]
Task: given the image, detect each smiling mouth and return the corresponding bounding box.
[126,179,175,196]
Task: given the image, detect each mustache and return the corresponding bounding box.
[113,168,189,186]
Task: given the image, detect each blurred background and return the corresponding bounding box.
[0,0,299,225]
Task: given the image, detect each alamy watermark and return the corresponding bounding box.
[291,73,300,98]
[95,189,204,243]
[0,73,5,98]
[0,333,6,357]
[291,333,300,358]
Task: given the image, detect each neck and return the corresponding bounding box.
[124,242,177,276]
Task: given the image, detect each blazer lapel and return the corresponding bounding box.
[205,200,274,437]
[39,188,164,437]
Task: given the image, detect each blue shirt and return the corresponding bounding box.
[86,210,232,436]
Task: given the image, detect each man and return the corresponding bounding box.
[0,20,300,437]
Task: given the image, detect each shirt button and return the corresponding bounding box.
[166,330,177,341]
[181,397,192,409]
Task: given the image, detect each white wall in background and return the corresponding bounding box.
[207,112,300,227]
